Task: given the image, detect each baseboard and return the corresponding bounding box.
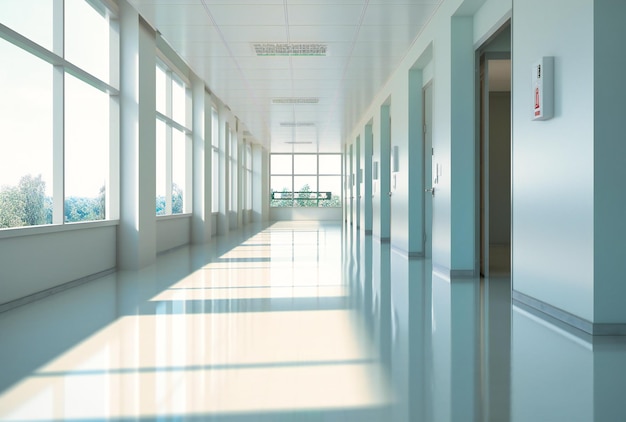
[0,268,116,314]
[512,290,626,336]
[432,264,477,280]
[389,244,425,259]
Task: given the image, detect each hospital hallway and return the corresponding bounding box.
[1,221,626,422]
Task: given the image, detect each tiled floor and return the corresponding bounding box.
[1,221,626,421]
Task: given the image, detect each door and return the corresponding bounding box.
[423,82,433,258]
[356,136,362,229]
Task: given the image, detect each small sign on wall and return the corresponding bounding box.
[532,56,554,120]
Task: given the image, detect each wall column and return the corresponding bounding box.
[191,75,211,244]
[118,1,156,269]
[450,16,475,275]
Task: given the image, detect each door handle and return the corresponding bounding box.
[425,187,435,196]
[388,192,393,197]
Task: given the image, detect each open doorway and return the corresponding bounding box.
[478,23,511,277]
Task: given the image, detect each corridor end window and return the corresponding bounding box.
[270,154,342,208]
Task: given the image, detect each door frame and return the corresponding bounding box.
[476,49,511,277]
[422,80,434,258]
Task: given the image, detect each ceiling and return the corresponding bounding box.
[127,0,444,152]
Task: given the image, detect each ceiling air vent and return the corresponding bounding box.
[271,97,319,105]
[285,141,313,144]
[280,122,316,127]
[253,43,327,57]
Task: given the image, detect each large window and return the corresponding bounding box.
[244,144,252,211]
[229,129,237,212]
[270,154,342,208]
[211,107,220,213]
[155,61,191,216]
[0,0,118,229]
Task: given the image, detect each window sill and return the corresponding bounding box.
[0,219,120,240]
[156,213,192,221]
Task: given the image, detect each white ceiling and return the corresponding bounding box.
[128,0,444,152]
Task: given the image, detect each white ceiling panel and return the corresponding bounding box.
[205,5,287,26]
[217,26,288,43]
[287,5,365,26]
[362,4,439,27]
[127,0,444,151]
[288,25,357,42]
[150,5,213,26]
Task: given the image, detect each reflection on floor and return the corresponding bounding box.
[1,221,626,421]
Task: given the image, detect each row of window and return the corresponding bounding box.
[0,0,252,230]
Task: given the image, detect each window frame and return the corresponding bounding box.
[270,153,342,208]
[0,0,120,231]
[155,59,192,217]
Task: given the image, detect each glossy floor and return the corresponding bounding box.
[1,222,625,421]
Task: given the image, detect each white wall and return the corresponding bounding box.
[512,0,594,321]
[156,216,191,254]
[270,208,342,222]
[0,224,117,304]
[592,0,626,324]
[389,74,411,252]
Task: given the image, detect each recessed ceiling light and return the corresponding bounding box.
[280,122,316,127]
[271,97,319,105]
[253,43,327,57]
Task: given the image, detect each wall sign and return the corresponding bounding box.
[532,56,554,120]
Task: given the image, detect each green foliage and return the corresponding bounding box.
[294,184,317,208]
[64,184,106,223]
[319,195,341,208]
[0,174,49,228]
[0,174,106,228]
[172,183,184,214]
[156,183,184,215]
[270,187,293,208]
[156,196,167,216]
[0,186,25,228]
[270,183,341,208]
[20,174,47,225]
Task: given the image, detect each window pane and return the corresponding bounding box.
[319,154,342,175]
[211,108,219,148]
[65,0,110,84]
[0,0,53,51]
[172,77,186,125]
[294,155,317,175]
[271,154,292,175]
[270,175,292,207]
[156,120,167,215]
[246,146,252,170]
[156,66,167,115]
[212,149,219,212]
[319,176,342,207]
[172,128,185,214]
[294,176,317,207]
[64,74,108,222]
[0,40,53,228]
[246,169,252,210]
